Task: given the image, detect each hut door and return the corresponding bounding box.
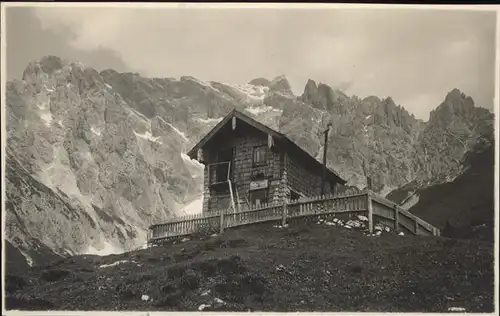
[250,189,268,206]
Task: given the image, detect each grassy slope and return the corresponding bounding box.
[4,241,31,273]
[5,221,494,312]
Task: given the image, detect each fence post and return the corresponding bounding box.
[282,202,288,226]
[367,191,373,234]
[394,206,400,232]
[220,209,225,234]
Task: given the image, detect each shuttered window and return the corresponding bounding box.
[253,146,267,166]
[290,190,300,201]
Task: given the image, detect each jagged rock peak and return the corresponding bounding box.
[99,68,119,77]
[19,55,108,95]
[248,77,271,86]
[22,55,65,80]
[271,74,288,82]
[180,76,197,82]
[430,88,477,123]
[363,96,382,104]
[383,97,397,107]
[444,88,476,108]
[22,56,94,77]
[300,80,349,114]
[369,96,420,134]
[301,79,319,100]
[304,79,318,89]
[269,75,292,92]
[445,88,469,103]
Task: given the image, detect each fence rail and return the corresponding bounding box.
[148,190,440,243]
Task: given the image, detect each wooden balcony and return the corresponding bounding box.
[207,161,235,186]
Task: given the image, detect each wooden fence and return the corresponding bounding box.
[148,190,440,244]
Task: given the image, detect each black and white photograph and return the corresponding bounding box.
[1,2,498,314]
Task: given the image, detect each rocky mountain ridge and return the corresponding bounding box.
[388,142,494,242]
[295,79,493,194]
[4,55,494,267]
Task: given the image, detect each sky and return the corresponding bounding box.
[4,4,497,120]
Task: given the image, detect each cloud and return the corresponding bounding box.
[6,6,496,120]
[5,7,131,80]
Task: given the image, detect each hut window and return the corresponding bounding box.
[290,190,300,201]
[250,189,268,206]
[253,146,267,166]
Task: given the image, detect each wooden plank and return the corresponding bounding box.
[220,209,224,234]
[395,206,400,232]
[398,212,414,232]
[367,192,373,234]
[416,223,433,236]
[151,213,221,226]
[282,203,287,226]
[372,201,395,220]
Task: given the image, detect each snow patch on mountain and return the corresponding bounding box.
[181,153,204,179]
[134,130,162,144]
[99,260,136,269]
[36,96,54,127]
[84,240,125,256]
[166,123,188,141]
[91,127,102,136]
[196,117,223,124]
[156,116,189,141]
[36,147,82,199]
[180,195,203,216]
[43,84,55,93]
[226,83,269,104]
[245,105,282,115]
[274,90,295,99]
[183,76,212,88]
[20,251,34,267]
[182,76,224,95]
[40,112,53,126]
[128,107,150,124]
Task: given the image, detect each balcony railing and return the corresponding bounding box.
[147,190,441,244]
